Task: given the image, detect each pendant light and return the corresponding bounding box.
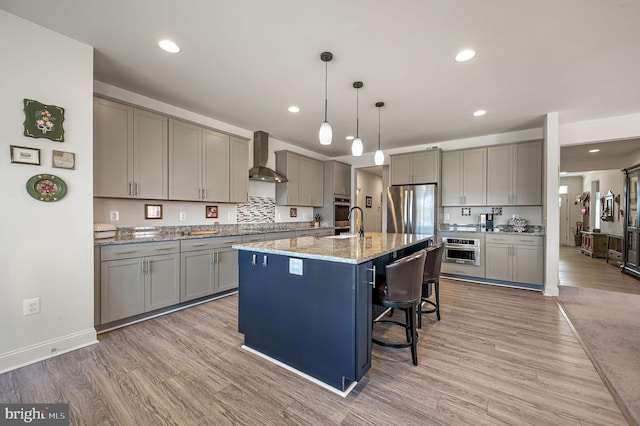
[374,102,385,165]
[318,52,333,145]
[351,81,364,156]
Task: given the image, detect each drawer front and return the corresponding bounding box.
[486,234,543,246]
[101,241,180,261]
[181,236,243,252]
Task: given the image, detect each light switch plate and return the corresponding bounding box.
[289,258,303,275]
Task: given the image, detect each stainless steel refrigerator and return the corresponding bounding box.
[387,184,437,235]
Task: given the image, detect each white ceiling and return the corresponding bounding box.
[2,0,639,158]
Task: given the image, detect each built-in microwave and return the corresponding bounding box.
[442,237,481,266]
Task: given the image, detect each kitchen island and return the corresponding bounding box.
[233,232,432,396]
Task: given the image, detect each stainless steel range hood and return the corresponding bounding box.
[249,131,288,183]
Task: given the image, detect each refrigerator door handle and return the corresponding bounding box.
[408,190,414,233]
[404,190,409,232]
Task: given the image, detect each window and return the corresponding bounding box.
[559,185,568,194]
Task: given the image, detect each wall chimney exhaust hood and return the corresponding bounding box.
[249,131,288,183]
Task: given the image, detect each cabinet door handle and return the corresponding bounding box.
[114,250,137,255]
[367,265,376,287]
[155,247,174,251]
[147,259,151,274]
[128,182,133,196]
[262,255,268,267]
[251,254,257,266]
[215,251,219,263]
[135,182,139,197]
[191,243,208,248]
[203,188,207,199]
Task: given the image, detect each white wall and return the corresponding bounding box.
[582,170,625,235]
[0,11,96,372]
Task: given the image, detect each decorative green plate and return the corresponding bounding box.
[26,174,68,202]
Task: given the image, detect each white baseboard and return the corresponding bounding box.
[0,328,98,374]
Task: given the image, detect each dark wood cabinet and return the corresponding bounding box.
[623,164,640,278]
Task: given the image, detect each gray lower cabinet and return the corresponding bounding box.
[100,241,180,323]
[485,234,543,285]
[180,236,242,302]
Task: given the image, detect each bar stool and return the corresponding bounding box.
[418,244,444,328]
[372,250,426,365]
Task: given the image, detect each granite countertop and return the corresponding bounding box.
[232,232,434,265]
[94,225,334,246]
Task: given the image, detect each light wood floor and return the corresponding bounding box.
[1,274,630,425]
[560,245,640,295]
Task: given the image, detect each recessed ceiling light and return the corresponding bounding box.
[455,49,476,62]
[473,110,487,117]
[158,39,181,53]
[588,149,600,153]
[346,136,354,140]
[288,106,300,113]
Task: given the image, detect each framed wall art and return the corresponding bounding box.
[23,99,65,142]
[10,145,40,165]
[145,204,163,219]
[206,205,218,218]
[52,150,75,170]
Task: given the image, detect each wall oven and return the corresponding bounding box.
[442,237,481,266]
[334,197,351,235]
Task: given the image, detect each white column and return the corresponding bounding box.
[543,112,560,296]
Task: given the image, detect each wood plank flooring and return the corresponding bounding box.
[560,245,640,295]
[1,271,629,425]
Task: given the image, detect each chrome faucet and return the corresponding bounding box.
[348,206,365,237]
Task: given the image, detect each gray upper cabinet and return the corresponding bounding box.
[332,161,351,196]
[441,148,486,206]
[94,97,168,199]
[390,150,440,185]
[169,118,249,203]
[230,136,249,203]
[276,151,323,207]
[487,141,542,206]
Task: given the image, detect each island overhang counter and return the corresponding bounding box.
[232,232,433,396]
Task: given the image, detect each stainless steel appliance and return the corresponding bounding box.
[442,237,481,266]
[387,184,436,235]
[480,213,494,232]
[334,197,351,235]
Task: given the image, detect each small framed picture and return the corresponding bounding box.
[145,204,163,219]
[206,205,218,218]
[10,145,40,165]
[52,150,75,170]
[365,196,372,208]
[290,208,297,218]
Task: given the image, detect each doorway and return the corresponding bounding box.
[355,167,384,232]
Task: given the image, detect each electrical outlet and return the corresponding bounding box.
[110,211,119,221]
[23,297,40,316]
[179,212,186,221]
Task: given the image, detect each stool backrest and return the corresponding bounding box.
[423,244,444,282]
[384,250,427,302]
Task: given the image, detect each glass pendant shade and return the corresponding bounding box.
[352,137,363,156]
[319,121,332,145]
[374,149,384,165]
